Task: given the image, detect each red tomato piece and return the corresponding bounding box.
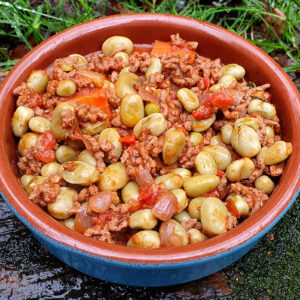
[211,93,235,108]
[217,170,225,178]
[192,106,214,120]
[119,133,136,145]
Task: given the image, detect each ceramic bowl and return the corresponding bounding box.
[0,14,299,287]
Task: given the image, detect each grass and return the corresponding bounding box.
[0,0,299,72]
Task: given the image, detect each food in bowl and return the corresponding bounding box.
[12,34,292,249]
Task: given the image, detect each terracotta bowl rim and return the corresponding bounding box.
[0,13,299,264]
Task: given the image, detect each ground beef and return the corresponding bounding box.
[162,53,200,87]
[14,82,43,109]
[170,33,198,50]
[194,57,222,83]
[138,129,163,158]
[202,128,215,145]
[213,119,235,131]
[147,73,170,89]
[226,215,238,230]
[84,226,112,243]
[61,108,76,129]
[266,164,284,177]
[87,53,126,73]
[178,140,201,169]
[216,175,229,199]
[105,87,121,108]
[76,103,108,124]
[248,159,265,183]
[181,219,202,231]
[29,175,63,207]
[18,148,43,175]
[78,185,99,202]
[128,51,151,73]
[230,182,268,213]
[99,139,119,163]
[121,142,157,178]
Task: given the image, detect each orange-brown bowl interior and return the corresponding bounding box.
[0,14,299,263]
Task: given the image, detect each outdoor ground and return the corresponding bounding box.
[0,1,299,299]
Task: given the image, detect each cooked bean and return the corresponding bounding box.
[114,51,129,65]
[81,120,108,135]
[183,175,220,198]
[102,79,115,90]
[192,114,216,132]
[265,126,275,139]
[48,187,77,220]
[188,228,208,244]
[177,88,199,112]
[119,66,130,76]
[27,70,48,93]
[173,210,191,223]
[63,217,75,230]
[201,197,228,236]
[56,80,76,97]
[231,125,261,157]
[127,230,160,248]
[145,57,162,80]
[18,132,39,155]
[129,209,158,229]
[226,193,249,218]
[133,113,167,138]
[226,158,255,182]
[102,36,133,56]
[189,132,203,146]
[210,134,222,145]
[41,162,63,177]
[12,106,34,137]
[98,162,128,191]
[162,128,186,165]
[235,117,259,130]
[115,72,141,99]
[121,181,139,203]
[195,151,217,175]
[145,103,160,116]
[78,150,96,168]
[217,74,237,88]
[171,189,188,213]
[154,174,183,191]
[257,141,292,165]
[221,124,233,144]
[188,197,207,220]
[69,54,87,68]
[255,175,275,194]
[159,219,188,247]
[120,94,144,127]
[63,161,100,186]
[29,117,51,133]
[248,99,276,119]
[55,145,76,163]
[203,145,232,170]
[20,175,34,190]
[26,176,47,195]
[172,168,192,181]
[98,128,122,162]
[209,83,223,93]
[51,102,77,140]
[221,63,245,80]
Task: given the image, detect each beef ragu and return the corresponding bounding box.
[12,34,292,248]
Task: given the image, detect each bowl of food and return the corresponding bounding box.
[0,13,299,287]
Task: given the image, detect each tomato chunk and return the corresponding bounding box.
[34,131,56,163]
[192,106,214,120]
[119,133,136,145]
[211,93,235,108]
[138,186,159,209]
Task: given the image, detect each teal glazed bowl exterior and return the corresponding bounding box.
[0,14,299,287]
